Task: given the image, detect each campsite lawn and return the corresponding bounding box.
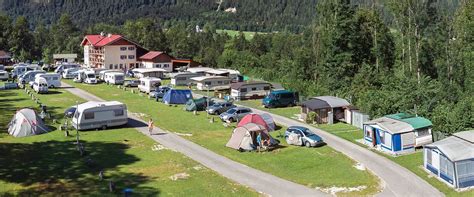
[0,88,258,196]
[319,123,474,196]
[64,80,382,195]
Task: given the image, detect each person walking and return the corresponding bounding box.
[148,118,154,135]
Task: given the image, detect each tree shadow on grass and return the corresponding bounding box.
[0,140,160,196]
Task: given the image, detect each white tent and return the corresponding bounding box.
[8,108,50,137]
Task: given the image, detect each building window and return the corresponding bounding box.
[252,87,257,91]
[264,86,270,90]
[120,47,127,51]
[128,46,135,50]
[120,55,127,60]
[365,127,372,138]
[119,64,123,69]
[109,64,113,69]
[114,64,118,69]
[379,131,385,144]
[426,149,432,165]
[155,64,161,68]
[204,81,212,86]
[114,109,124,116]
[163,64,169,68]
[84,112,94,120]
[440,155,454,178]
[224,81,230,84]
[128,55,135,59]
[241,88,247,92]
[217,81,223,84]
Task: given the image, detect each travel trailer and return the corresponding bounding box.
[11,64,40,78]
[83,70,97,84]
[132,68,165,79]
[72,101,128,130]
[62,68,80,79]
[104,72,125,85]
[191,76,232,90]
[33,77,48,94]
[18,70,46,84]
[169,72,201,86]
[230,81,272,100]
[98,70,122,82]
[138,77,161,93]
[36,73,61,88]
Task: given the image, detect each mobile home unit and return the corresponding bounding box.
[169,72,201,86]
[191,76,231,90]
[230,81,272,100]
[424,130,474,188]
[132,68,165,79]
[138,77,161,93]
[104,72,125,85]
[301,96,351,124]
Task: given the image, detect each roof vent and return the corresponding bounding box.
[100,32,105,37]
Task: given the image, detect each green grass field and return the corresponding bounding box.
[216,29,259,40]
[64,80,382,195]
[319,123,474,196]
[0,88,258,196]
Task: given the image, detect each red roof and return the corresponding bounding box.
[81,34,125,47]
[139,51,164,61]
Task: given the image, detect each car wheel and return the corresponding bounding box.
[228,118,234,122]
[101,125,107,130]
[305,141,311,148]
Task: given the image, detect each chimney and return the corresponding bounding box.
[100,32,105,37]
[107,33,112,38]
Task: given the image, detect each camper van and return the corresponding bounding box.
[33,77,48,94]
[36,73,61,88]
[263,90,299,108]
[18,70,46,84]
[170,72,201,86]
[11,64,40,78]
[72,101,128,130]
[54,63,80,74]
[104,72,125,85]
[138,77,161,93]
[62,68,80,79]
[83,70,97,84]
[0,71,9,80]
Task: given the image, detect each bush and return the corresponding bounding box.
[306,111,316,124]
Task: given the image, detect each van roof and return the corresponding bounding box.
[76,101,125,112]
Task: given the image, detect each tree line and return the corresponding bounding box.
[0,0,472,134]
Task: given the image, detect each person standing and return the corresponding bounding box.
[148,118,154,135]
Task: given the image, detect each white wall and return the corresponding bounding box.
[196,79,231,90]
[230,84,270,99]
[84,45,90,66]
[104,45,138,70]
[142,61,173,72]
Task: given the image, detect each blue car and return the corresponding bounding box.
[284,126,323,147]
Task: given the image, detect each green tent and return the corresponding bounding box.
[185,97,209,111]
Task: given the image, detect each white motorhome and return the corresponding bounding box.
[169,72,201,86]
[0,71,9,80]
[191,76,232,90]
[62,68,80,79]
[36,73,61,88]
[104,72,125,85]
[230,81,272,100]
[18,70,46,84]
[11,64,40,78]
[138,77,161,93]
[33,77,48,94]
[84,70,98,84]
[72,101,128,130]
[132,68,165,79]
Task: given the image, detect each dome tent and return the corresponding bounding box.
[226,123,279,151]
[237,113,270,131]
[8,108,50,137]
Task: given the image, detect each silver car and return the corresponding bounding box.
[219,107,252,122]
[206,102,236,115]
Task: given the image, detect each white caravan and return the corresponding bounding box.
[11,64,40,78]
[62,68,80,79]
[0,71,9,80]
[54,63,80,74]
[169,72,201,86]
[33,77,48,94]
[138,77,161,93]
[99,70,123,82]
[18,70,46,84]
[36,73,61,88]
[72,101,128,130]
[104,72,125,85]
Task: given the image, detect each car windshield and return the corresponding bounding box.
[226,108,236,114]
[87,74,95,78]
[212,103,221,107]
[301,129,314,136]
[268,94,276,99]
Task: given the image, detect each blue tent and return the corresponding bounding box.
[162,89,193,104]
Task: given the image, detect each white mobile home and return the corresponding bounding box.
[138,77,161,93]
[424,130,474,189]
[230,81,272,100]
[104,72,125,85]
[35,73,61,88]
[191,76,231,90]
[72,101,128,130]
[169,72,201,86]
[62,68,80,79]
[98,70,122,81]
[132,68,165,79]
[187,67,213,75]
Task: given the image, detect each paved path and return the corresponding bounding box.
[61,82,326,197]
[236,104,443,197]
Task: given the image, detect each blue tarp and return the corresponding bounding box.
[162,89,193,104]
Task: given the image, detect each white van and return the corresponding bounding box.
[0,71,9,81]
[84,70,97,84]
[62,68,80,79]
[36,73,61,88]
[104,72,125,85]
[33,77,48,94]
[18,70,46,84]
[138,77,161,93]
[72,101,128,130]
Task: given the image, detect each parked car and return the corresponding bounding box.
[150,86,171,101]
[206,101,236,115]
[285,126,323,147]
[263,90,299,108]
[124,79,140,87]
[64,106,77,118]
[219,107,252,122]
